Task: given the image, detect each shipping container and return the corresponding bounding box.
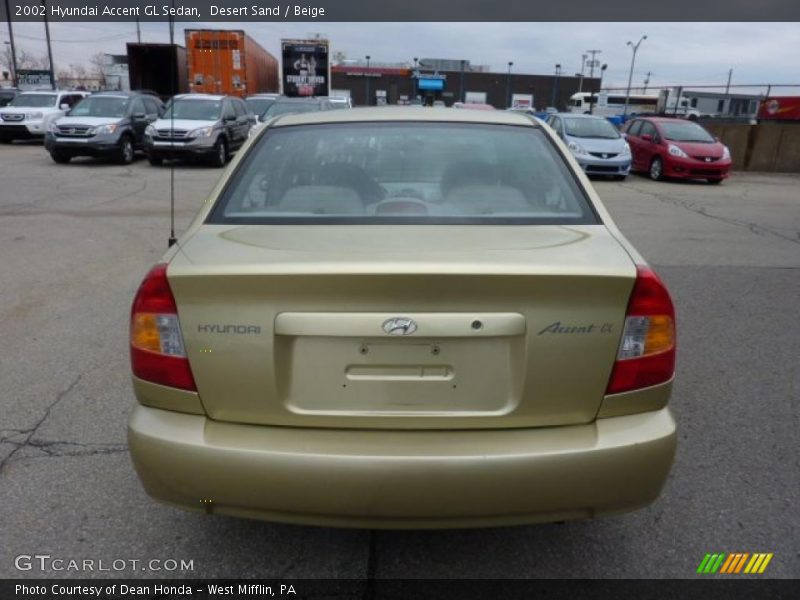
[281,39,331,97]
[185,29,279,97]
[127,43,188,100]
[758,96,800,121]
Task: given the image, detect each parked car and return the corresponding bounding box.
[0,88,17,107]
[261,96,334,119]
[0,90,88,143]
[327,96,353,109]
[546,113,631,180]
[45,91,164,164]
[128,107,677,529]
[244,93,280,122]
[144,94,256,167]
[622,116,732,184]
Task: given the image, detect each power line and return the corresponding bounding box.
[14,31,135,43]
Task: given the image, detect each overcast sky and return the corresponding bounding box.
[3,21,799,93]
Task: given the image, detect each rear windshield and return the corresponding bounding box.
[209,122,597,225]
[163,99,222,121]
[9,93,57,108]
[564,117,620,139]
[69,96,129,118]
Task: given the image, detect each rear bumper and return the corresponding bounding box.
[128,405,677,529]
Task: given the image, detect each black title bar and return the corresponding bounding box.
[2,0,800,21]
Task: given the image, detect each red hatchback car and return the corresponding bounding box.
[623,117,732,184]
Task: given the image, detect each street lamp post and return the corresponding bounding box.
[550,64,561,109]
[413,56,418,102]
[623,35,647,117]
[505,61,513,109]
[365,55,371,106]
[589,64,607,115]
[459,59,466,103]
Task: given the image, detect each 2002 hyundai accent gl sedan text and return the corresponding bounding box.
[128,107,677,529]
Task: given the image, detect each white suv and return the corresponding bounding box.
[0,90,88,143]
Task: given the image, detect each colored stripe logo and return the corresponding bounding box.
[697,553,773,574]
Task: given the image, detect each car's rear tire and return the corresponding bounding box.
[210,138,227,168]
[116,135,134,165]
[707,178,723,185]
[50,150,72,164]
[649,157,663,181]
[147,155,163,166]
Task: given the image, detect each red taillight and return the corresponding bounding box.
[606,265,676,395]
[130,263,197,392]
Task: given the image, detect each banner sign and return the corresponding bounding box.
[281,40,330,97]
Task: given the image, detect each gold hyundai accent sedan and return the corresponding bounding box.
[128,107,677,529]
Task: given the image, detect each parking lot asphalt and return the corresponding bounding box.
[1,143,798,580]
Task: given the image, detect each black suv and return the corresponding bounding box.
[45,91,164,164]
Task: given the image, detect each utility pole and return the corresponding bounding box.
[623,35,647,117]
[41,0,55,90]
[588,64,607,115]
[577,53,587,93]
[136,17,141,43]
[4,0,19,87]
[725,68,732,94]
[643,71,651,93]
[586,49,601,79]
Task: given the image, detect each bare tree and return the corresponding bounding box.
[1,46,51,82]
[88,52,107,88]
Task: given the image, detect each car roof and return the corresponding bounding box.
[274,97,327,102]
[634,116,690,123]
[271,106,540,128]
[174,94,227,101]
[91,92,136,98]
[552,113,606,119]
[16,90,65,94]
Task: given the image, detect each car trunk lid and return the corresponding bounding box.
[167,224,636,429]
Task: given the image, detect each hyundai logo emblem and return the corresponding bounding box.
[705,157,712,162]
[382,317,418,336]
